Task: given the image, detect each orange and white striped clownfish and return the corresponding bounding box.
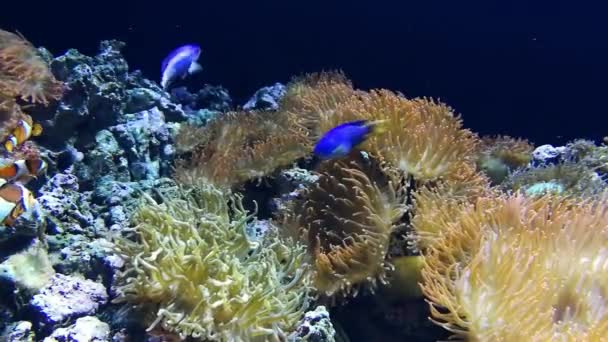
[0,180,37,226]
[0,158,47,183]
[4,118,43,153]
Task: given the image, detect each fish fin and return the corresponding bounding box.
[188,62,202,74]
[332,142,352,157]
[4,137,14,153]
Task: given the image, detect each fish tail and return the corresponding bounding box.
[366,119,389,136]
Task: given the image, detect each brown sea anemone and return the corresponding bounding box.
[0,29,63,104]
[174,110,311,188]
[282,153,407,299]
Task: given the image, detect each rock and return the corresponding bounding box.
[288,306,336,342]
[76,130,130,187]
[38,173,95,234]
[109,107,176,181]
[2,321,35,342]
[170,85,232,113]
[0,240,55,294]
[44,316,110,342]
[243,83,286,111]
[30,274,108,332]
[531,144,566,165]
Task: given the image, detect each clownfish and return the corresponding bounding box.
[0,180,37,226]
[0,158,47,183]
[4,117,43,153]
[313,120,388,159]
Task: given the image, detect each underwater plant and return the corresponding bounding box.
[421,193,608,340]
[282,153,407,299]
[112,182,311,341]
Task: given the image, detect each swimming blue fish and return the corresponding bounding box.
[160,44,203,89]
[313,120,387,159]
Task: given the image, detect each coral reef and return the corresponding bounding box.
[476,135,534,183]
[113,183,311,341]
[0,29,607,342]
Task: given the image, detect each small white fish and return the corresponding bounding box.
[160,44,203,89]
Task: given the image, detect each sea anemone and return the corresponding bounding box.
[282,153,407,299]
[0,29,63,104]
[174,110,310,188]
[113,182,311,341]
[421,193,608,340]
[280,71,365,138]
[339,90,479,182]
[410,163,492,249]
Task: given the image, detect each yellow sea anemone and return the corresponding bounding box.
[113,183,311,341]
[411,163,492,249]
[421,193,608,340]
[339,90,479,182]
[280,71,365,138]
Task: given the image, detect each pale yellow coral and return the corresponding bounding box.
[113,183,311,341]
[421,193,608,341]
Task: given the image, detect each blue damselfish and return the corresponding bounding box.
[160,44,202,89]
[313,120,386,159]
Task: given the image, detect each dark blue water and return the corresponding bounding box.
[3,0,607,145]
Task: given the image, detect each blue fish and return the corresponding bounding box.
[313,120,387,159]
[161,44,203,89]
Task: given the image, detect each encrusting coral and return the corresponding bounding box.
[420,193,608,341]
[112,182,311,341]
[282,153,407,299]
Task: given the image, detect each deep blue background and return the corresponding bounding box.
[1,0,606,145]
